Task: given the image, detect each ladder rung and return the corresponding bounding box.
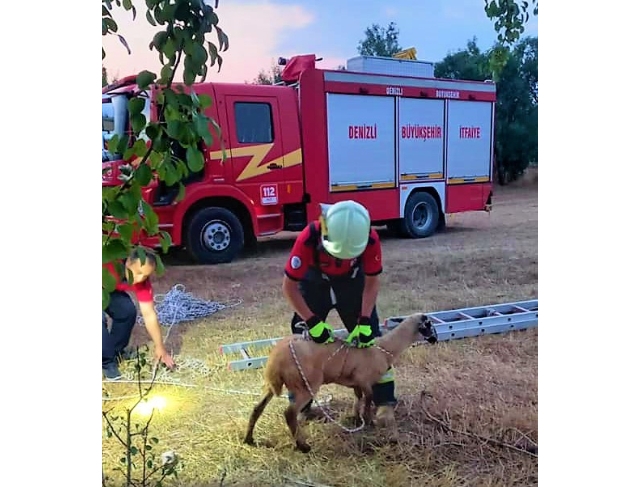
[429,316,445,324]
[458,312,474,320]
[240,348,251,360]
[512,305,529,313]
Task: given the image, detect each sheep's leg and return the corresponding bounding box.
[243,390,274,446]
[361,385,375,426]
[352,386,363,417]
[284,391,313,453]
[345,387,364,425]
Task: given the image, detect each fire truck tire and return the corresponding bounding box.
[400,191,440,238]
[185,207,245,264]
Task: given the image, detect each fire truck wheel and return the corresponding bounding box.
[185,207,245,264]
[401,191,440,238]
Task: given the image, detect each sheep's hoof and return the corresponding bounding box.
[243,436,256,446]
[344,415,362,427]
[296,442,311,453]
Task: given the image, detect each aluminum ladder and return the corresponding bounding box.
[219,299,538,372]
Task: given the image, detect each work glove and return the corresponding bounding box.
[346,317,375,348]
[306,316,335,344]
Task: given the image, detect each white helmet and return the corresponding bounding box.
[319,200,371,260]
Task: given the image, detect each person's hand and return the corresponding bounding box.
[155,346,176,370]
[306,316,335,344]
[347,317,375,348]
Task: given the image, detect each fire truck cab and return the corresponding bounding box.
[102,53,495,265]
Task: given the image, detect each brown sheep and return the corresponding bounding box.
[243,313,436,453]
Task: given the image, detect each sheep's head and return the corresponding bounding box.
[416,313,437,344]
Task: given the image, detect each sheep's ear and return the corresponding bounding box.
[418,314,437,343]
[418,314,432,328]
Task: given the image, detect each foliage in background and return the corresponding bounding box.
[252,60,283,85]
[357,22,402,57]
[101,0,229,310]
[435,37,538,184]
[484,0,538,77]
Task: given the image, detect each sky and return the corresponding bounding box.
[102,0,539,84]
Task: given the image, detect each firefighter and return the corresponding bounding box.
[282,200,397,424]
[102,248,176,380]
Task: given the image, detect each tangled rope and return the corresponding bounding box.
[136,283,242,328]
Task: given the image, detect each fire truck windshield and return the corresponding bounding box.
[102,94,128,162]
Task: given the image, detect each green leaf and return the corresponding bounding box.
[176,182,186,202]
[136,70,156,90]
[166,120,182,139]
[107,135,120,154]
[132,138,148,157]
[104,17,117,33]
[216,26,229,52]
[135,163,153,186]
[183,65,196,85]
[136,245,148,265]
[195,115,213,146]
[193,44,207,67]
[161,161,180,186]
[131,113,147,134]
[145,124,160,141]
[145,9,157,26]
[150,437,159,444]
[117,134,129,155]
[117,222,135,242]
[155,254,166,276]
[130,446,139,455]
[149,150,163,169]
[162,36,177,62]
[159,231,172,253]
[107,199,128,219]
[128,97,146,116]
[160,64,173,84]
[207,42,218,67]
[103,239,129,264]
[120,190,139,214]
[199,94,212,109]
[102,266,117,293]
[140,200,159,233]
[186,146,204,172]
[150,31,168,52]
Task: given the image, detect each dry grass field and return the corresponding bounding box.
[102,172,538,487]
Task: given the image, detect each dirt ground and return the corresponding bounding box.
[102,173,538,487]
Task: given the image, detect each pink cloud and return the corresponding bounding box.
[103,0,315,84]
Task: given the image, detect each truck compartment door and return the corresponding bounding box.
[445,100,494,213]
[326,93,396,192]
[445,100,493,182]
[398,98,445,181]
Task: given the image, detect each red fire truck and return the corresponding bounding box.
[102,54,495,264]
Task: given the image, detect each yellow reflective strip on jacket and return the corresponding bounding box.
[377,367,395,384]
